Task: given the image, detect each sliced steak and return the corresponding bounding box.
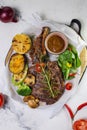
[29,61,65,105]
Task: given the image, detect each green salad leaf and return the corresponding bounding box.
[68,44,81,67]
[58,44,81,80]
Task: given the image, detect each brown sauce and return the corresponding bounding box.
[47,35,65,53]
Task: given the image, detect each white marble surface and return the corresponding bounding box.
[0,0,87,130]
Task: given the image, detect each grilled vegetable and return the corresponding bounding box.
[28,98,39,108]
[9,53,25,74]
[12,64,28,85]
[12,34,31,54]
[5,46,13,66]
[17,83,31,96]
[23,95,39,108]
[24,74,35,86]
[23,95,35,102]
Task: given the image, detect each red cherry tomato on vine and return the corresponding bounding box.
[35,63,45,73]
[65,82,72,90]
[35,63,42,72]
[73,119,87,130]
[0,93,4,108]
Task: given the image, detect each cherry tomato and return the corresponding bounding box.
[69,73,76,77]
[35,63,45,73]
[65,82,72,90]
[73,119,87,130]
[35,63,41,72]
[0,93,4,108]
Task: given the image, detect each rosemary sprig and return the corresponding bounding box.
[41,67,55,98]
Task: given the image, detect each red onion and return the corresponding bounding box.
[0,6,18,23]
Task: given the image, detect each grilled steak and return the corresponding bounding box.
[29,61,65,105]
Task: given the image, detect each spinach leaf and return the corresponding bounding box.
[68,44,77,54]
[58,44,81,80]
[75,53,81,67]
[62,68,70,80]
[58,50,73,63]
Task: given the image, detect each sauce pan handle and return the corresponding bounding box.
[69,19,83,39]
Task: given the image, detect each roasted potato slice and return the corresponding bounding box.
[24,74,35,86]
[12,34,31,54]
[9,53,25,74]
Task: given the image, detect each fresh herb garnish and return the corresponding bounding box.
[40,53,49,63]
[41,66,55,98]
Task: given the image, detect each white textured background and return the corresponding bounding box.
[0,0,87,130]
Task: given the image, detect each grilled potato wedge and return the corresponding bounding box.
[9,53,25,74]
[12,34,31,54]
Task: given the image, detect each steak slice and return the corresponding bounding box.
[29,61,65,105]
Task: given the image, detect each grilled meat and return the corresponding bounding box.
[28,27,65,105]
[29,27,50,63]
[29,61,65,105]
